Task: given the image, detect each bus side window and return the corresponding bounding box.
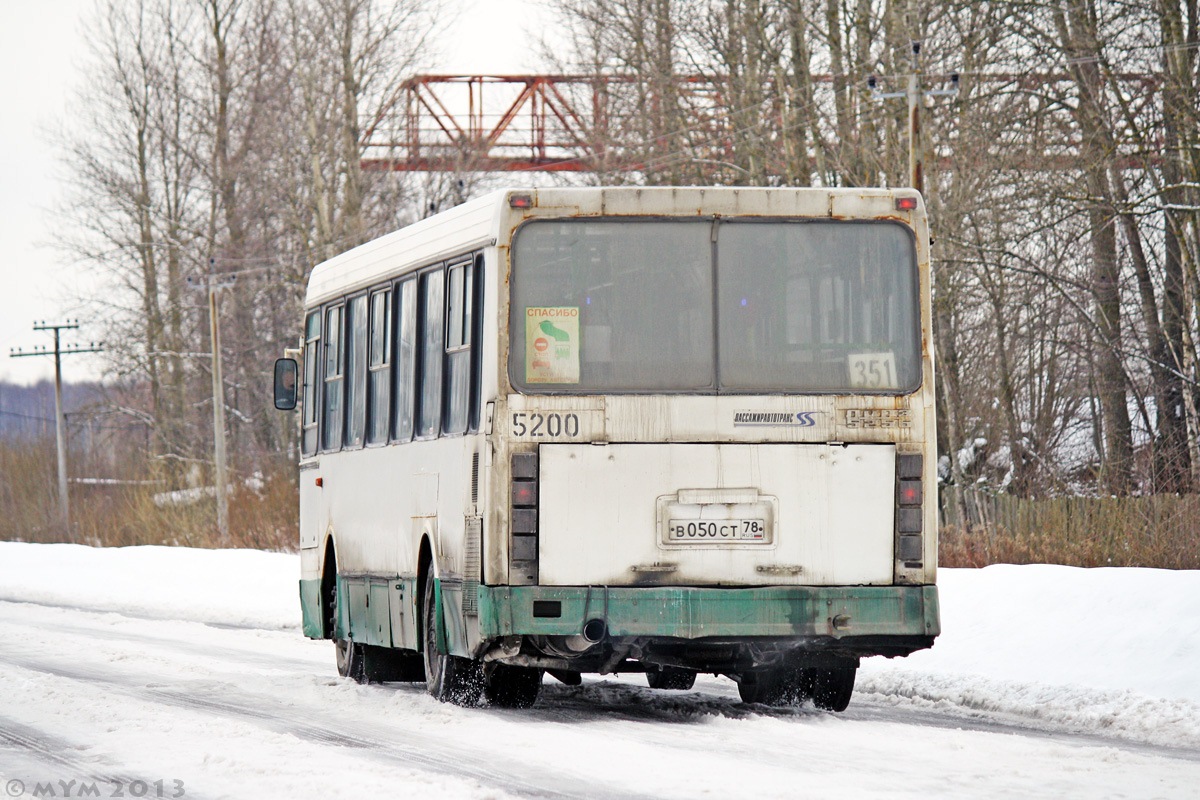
[443,259,472,435]
[392,278,417,442]
[468,254,484,432]
[366,288,391,445]
[322,304,344,451]
[417,268,445,438]
[344,294,369,448]
[301,310,320,457]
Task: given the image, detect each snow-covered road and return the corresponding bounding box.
[1,543,1198,799]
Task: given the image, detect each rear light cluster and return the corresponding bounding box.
[510,451,539,583]
[896,453,923,565]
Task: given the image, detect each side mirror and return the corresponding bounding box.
[274,358,298,411]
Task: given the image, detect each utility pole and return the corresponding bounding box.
[10,320,103,537]
[908,42,924,193]
[188,262,236,541]
[869,42,959,192]
[871,43,966,530]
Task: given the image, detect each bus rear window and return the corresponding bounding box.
[510,218,920,394]
[510,220,713,392]
[717,221,920,392]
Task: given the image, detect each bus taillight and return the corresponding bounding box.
[512,481,537,507]
[898,481,922,506]
[896,453,923,564]
[511,452,539,582]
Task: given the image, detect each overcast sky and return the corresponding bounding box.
[0,0,550,385]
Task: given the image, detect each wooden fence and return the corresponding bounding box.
[938,486,1200,568]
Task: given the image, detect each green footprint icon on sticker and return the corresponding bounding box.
[539,320,571,359]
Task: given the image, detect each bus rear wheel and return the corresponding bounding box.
[646,665,696,691]
[362,646,427,683]
[737,665,813,706]
[484,665,543,708]
[422,576,483,706]
[738,668,792,705]
[335,638,366,683]
[810,665,856,712]
[337,639,424,684]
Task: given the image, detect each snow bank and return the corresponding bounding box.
[856,563,1200,749]
[0,542,299,630]
[870,564,1200,703]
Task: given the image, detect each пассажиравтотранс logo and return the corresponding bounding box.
[732,411,819,427]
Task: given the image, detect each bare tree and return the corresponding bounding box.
[63,0,207,487]
[62,0,442,496]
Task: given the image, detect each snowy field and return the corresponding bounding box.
[1,542,1198,799]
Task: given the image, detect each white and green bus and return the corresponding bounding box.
[275,186,940,710]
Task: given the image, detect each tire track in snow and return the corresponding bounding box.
[0,649,651,800]
[0,716,210,800]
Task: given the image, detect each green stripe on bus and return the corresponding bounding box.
[477,585,939,640]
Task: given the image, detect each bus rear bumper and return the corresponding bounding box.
[477,584,939,653]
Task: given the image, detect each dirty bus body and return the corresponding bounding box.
[287,187,939,710]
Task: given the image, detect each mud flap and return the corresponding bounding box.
[334,576,351,640]
[434,578,471,657]
[299,579,324,639]
[433,577,448,655]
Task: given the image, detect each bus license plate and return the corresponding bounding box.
[666,518,768,542]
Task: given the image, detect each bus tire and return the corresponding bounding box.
[737,666,811,705]
[484,665,543,708]
[547,669,582,686]
[810,665,856,712]
[422,575,483,706]
[335,638,366,683]
[330,569,368,683]
[737,669,787,705]
[362,646,426,683]
[320,555,337,640]
[646,665,696,691]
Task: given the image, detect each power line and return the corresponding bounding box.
[0,408,55,423]
[10,320,104,537]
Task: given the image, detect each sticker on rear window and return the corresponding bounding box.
[526,307,580,384]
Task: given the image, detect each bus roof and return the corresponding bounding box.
[304,186,924,307]
[306,189,508,307]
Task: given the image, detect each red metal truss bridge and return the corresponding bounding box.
[361,74,714,173]
[359,73,1165,174]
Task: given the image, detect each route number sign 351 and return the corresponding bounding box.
[848,352,898,390]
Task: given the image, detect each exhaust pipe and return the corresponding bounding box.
[544,618,608,656]
[582,618,607,643]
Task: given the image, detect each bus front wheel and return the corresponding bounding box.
[422,576,483,706]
